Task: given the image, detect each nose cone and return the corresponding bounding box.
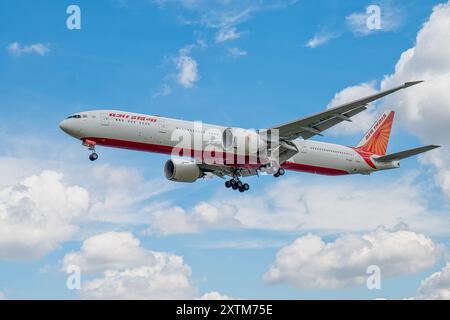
[59,119,82,138]
[59,120,69,133]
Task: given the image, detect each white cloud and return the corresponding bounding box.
[264,229,440,289]
[228,47,248,57]
[176,55,199,88]
[152,0,297,36]
[85,164,172,225]
[416,263,450,300]
[7,42,50,56]
[195,239,285,250]
[65,232,195,299]
[379,1,450,143]
[216,27,241,43]
[81,257,196,300]
[308,3,403,47]
[148,175,450,236]
[200,291,233,300]
[0,171,89,260]
[63,231,229,300]
[173,45,200,88]
[329,1,450,200]
[346,4,402,36]
[0,152,173,261]
[154,2,298,89]
[306,32,338,49]
[149,202,241,236]
[62,232,156,273]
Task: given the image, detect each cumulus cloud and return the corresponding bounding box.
[0,171,89,260]
[148,175,450,236]
[81,257,196,300]
[64,232,195,299]
[416,263,450,300]
[62,232,156,273]
[149,202,241,236]
[63,232,229,299]
[7,42,50,56]
[85,164,172,225]
[329,1,450,200]
[264,229,440,288]
[379,2,450,141]
[0,152,172,261]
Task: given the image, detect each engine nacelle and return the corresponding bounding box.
[164,159,202,183]
[222,128,267,154]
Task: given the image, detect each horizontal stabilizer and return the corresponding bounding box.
[376,145,440,162]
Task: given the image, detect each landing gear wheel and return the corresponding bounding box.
[89,153,99,162]
[239,187,245,193]
[274,168,285,178]
[232,184,239,190]
[230,179,237,187]
[237,181,243,189]
[243,183,250,191]
[225,180,232,188]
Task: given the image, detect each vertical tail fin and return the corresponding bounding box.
[356,110,395,155]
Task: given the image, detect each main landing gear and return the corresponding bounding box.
[225,179,250,193]
[83,139,99,162]
[273,168,285,178]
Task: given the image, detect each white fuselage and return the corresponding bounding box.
[59,110,399,176]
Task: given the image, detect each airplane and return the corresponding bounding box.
[59,81,439,193]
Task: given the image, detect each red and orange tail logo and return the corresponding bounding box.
[356,111,395,156]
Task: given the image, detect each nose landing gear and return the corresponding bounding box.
[83,139,99,162]
[89,152,99,162]
[225,179,250,193]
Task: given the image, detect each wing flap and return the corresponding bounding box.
[300,105,367,140]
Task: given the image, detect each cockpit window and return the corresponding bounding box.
[66,115,82,119]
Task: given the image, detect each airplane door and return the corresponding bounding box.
[101,113,110,126]
[301,144,308,154]
[158,120,167,133]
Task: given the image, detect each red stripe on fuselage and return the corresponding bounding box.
[84,137,350,176]
[84,137,261,168]
[282,162,349,176]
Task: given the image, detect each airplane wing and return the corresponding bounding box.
[268,81,423,140]
[375,145,440,162]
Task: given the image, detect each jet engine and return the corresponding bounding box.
[222,128,267,154]
[164,159,203,183]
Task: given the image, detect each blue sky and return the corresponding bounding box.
[1,0,450,300]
